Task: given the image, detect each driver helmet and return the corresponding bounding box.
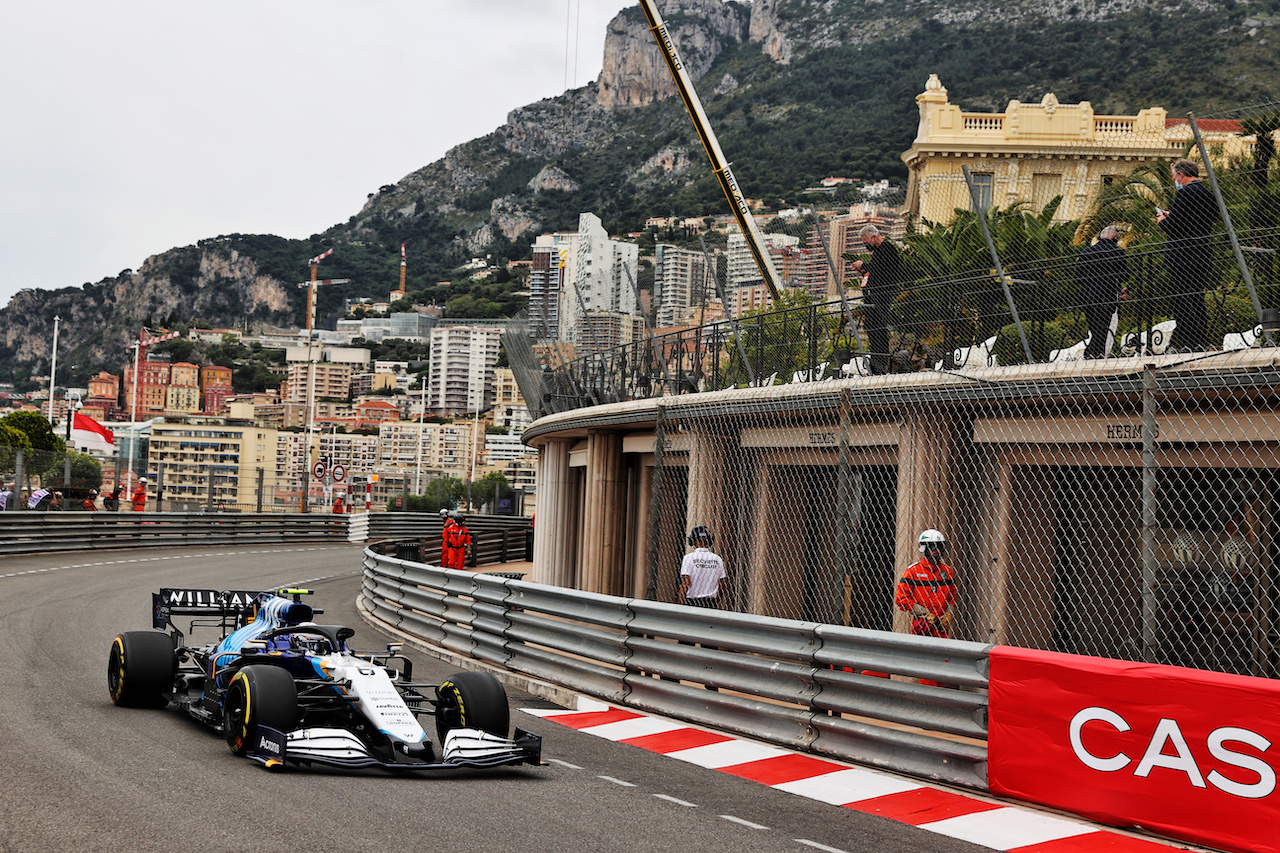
[918,529,947,556]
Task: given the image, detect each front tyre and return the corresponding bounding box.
[222,665,298,756]
[107,631,175,708]
[435,671,509,745]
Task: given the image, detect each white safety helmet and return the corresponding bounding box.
[139,477,148,484]
[439,507,450,518]
[918,529,946,555]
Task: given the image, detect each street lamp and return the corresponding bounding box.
[64,391,83,442]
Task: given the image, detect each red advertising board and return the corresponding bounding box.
[989,646,1280,853]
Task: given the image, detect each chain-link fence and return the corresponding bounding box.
[624,350,1278,681]
[512,101,1280,680]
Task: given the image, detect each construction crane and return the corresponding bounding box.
[297,249,350,331]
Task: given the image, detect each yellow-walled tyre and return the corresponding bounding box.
[221,665,297,756]
[107,632,175,708]
[435,671,509,746]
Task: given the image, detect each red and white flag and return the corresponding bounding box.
[71,412,115,454]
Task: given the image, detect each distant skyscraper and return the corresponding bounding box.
[558,213,639,351]
[529,237,566,342]
[654,244,717,328]
[427,325,500,417]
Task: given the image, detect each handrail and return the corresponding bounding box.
[359,547,990,789]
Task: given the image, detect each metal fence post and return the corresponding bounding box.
[1142,364,1159,662]
[963,164,1034,363]
[14,449,23,511]
[1188,113,1270,343]
[646,406,666,601]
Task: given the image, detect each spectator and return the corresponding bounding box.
[0,482,13,511]
[848,225,904,375]
[1156,159,1215,352]
[1075,225,1128,359]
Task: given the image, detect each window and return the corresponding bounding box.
[1031,173,1062,213]
[970,172,993,211]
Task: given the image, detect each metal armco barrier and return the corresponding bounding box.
[360,548,991,789]
[0,512,349,554]
[359,514,533,566]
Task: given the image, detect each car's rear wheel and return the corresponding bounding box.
[107,631,175,708]
[435,671,509,744]
[222,665,298,756]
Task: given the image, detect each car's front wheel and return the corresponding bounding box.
[222,665,298,756]
[107,631,175,708]
[435,671,510,745]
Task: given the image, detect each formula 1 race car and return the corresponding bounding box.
[107,587,542,772]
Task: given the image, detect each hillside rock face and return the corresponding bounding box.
[596,0,751,109]
[749,0,791,63]
[0,245,297,385]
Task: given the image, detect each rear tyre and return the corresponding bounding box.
[435,671,509,745]
[107,631,175,708]
[222,665,298,756]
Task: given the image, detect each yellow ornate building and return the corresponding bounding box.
[901,74,1252,226]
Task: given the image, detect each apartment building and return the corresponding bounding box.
[200,364,233,415]
[559,212,640,350]
[147,419,279,510]
[654,244,718,328]
[427,325,500,417]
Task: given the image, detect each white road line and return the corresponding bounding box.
[653,794,698,807]
[794,840,851,853]
[598,775,637,787]
[719,815,769,830]
[546,758,583,770]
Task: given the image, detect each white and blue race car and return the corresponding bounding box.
[107,587,542,771]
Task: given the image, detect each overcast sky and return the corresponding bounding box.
[0,0,635,309]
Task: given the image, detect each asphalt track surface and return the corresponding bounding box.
[0,544,1009,853]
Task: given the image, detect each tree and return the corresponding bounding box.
[391,476,467,513]
[0,411,65,453]
[0,422,33,473]
[723,289,838,386]
[470,472,512,511]
[40,451,102,496]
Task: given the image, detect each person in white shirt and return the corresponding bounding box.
[679,526,726,608]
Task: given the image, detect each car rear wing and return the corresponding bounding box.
[152,588,260,632]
